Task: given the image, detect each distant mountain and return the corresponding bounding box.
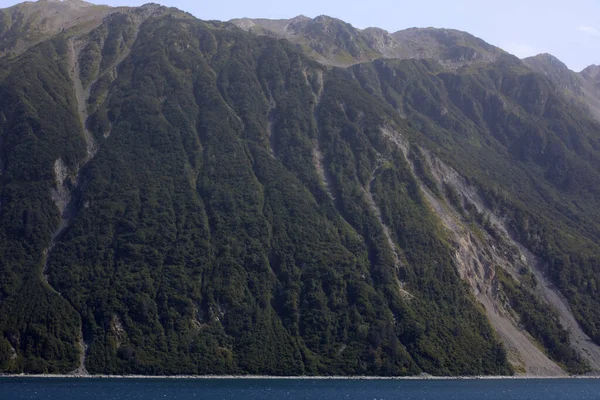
[1,1,600,378]
[230,15,506,68]
[524,54,600,121]
[390,27,504,67]
[579,64,600,120]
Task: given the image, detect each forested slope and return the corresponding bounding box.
[0,1,599,377]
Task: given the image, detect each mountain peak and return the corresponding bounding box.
[39,0,92,4]
[581,64,600,79]
[523,53,575,80]
[523,52,583,95]
[390,27,503,66]
[524,53,570,70]
[290,14,310,22]
[313,14,335,22]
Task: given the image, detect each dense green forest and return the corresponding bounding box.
[0,2,599,376]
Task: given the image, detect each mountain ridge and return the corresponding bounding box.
[229,14,507,68]
[231,14,597,74]
[231,14,600,123]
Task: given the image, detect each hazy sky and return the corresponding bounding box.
[2,0,598,71]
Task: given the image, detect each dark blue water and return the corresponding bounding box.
[1,378,600,400]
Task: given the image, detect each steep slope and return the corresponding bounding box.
[0,1,187,375]
[0,1,600,377]
[350,56,600,373]
[230,15,505,68]
[0,4,511,376]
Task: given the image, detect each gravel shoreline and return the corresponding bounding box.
[1,374,600,380]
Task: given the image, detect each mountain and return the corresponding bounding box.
[230,15,505,68]
[524,54,600,121]
[0,1,600,377]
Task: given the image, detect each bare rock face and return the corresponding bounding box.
[232,18,255,31]
[51,158,71,217]
[379,125,568,376]
[363,27,402,58]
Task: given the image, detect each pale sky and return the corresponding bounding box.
[1,0,598,72]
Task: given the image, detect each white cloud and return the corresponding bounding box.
[578,25,600,36]
[503,42,537,58]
